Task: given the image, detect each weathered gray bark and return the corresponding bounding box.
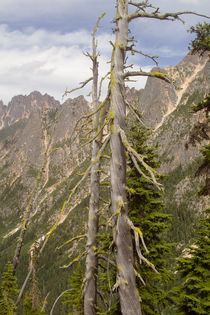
[84,18,104,315]
[110,1,142,314]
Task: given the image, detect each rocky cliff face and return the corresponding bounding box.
[124,53,209,243]
[0,91,60,129]
[0,100,7,129]
[0,92,90,219]
[150,53,209,170]
[147,53,209,243]
[138,54,208,129]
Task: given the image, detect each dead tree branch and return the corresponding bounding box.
[119,128,162,190]
[124,70,172,84]
[127,218,159,273]
[56,234,87,251]
[61,251,87,269]
[50,290,70,315]
[128,9,210,23]
[127,46,158,65]
[63,77,93,97]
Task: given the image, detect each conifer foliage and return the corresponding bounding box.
[0,262,19,315]
[23,294,46,315]
[63,263,84,315]
[188,22,210,55]
[171,25,210,312]
[172,208,210,314]
[127,124,172,314]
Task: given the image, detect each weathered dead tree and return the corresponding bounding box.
[84,13,109,315]
[109,1,209,314]
[83,19,101,315]
[59,13,110,314]
[109,1,142,314]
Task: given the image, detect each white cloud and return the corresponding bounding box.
[0,0,209,104]
[0,25,91,50]
[0,26,89,103]
[0,26,142,105]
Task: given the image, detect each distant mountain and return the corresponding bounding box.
[144,53,209,243]
[0,91,60,129]
[0,53,209,313]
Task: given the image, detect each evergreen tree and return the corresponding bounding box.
[172,100,210,314]
[188,22,210,55]
[95,123,173,315]
[23,293,46,315]
[172,208,210,314]
[63,263,84,315]
[171,24,210,310]
[0,262,19,315]
[196,144,210,196]
[192,93,210,196]
[127,124,173,314]
[192,93,210,115]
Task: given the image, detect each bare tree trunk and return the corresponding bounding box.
[84,19,102,315]
[110,1,141,314]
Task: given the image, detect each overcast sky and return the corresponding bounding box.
[0,0,209,104]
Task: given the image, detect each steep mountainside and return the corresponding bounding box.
[0,53,209,313]
[0,91,91,312]
[142,53,209,243]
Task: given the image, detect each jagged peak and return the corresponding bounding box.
[0,100,6,110]
[8,91,60,108]
[62,95,87,105]
[0,91,61,130]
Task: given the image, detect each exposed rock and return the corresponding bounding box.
[137,53,209,129]
[0,100,7,129]
[0,91,60,129]
[0,91,90,220]
[138,67,177,128]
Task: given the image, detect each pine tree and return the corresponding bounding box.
[172,208,210,314]
[23,293,46,315]
[127,124,173,314]
[171,27,210,310]
[96,123,173,315]
[0,262,19,315]
[188,22,210,55]
[63,263,84,315]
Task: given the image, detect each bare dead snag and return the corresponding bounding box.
[108,1,209,314]
[109,1,142,314]
[84,12,109,315]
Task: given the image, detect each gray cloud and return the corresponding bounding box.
[0,26,114,104]
[0,0,209,104]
